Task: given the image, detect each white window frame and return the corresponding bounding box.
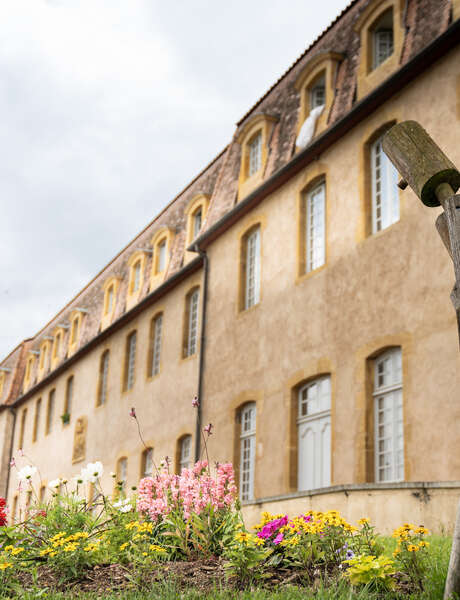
[309,75,326,110]
[239,403,256,501]
[142,448,154,478]
[186,289,199,357]
[193,208,202,239]
[248,132,262,177]
[132,261,141,293]
[126,332,137,391]
[371,135,399,233]
[244,227,261,310]
[373,28,394,69]
[99,350,109,405]
[297,376,331,491]
[157,240,167,273]
[305,181,326,272]
[374,348,404,483]
[151,314,163,376]
[179,435,192,472]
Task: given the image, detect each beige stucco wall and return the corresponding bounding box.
[6,272,203,515]
[202,46,460,498]
[3,46,460,528]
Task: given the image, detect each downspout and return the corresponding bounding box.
[191,245,209,462]
[5,407,17,500]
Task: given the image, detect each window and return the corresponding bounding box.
[63,376,73,422]
[305,181,326,272]
[151,230,173,280]
[371,135,399,233]
[157,240,166,273]
[141,448,154,478]
[374,348,403,482]
[106,285,114,315]
[52,332,62,362]
[248,132,262,177]
[70,315,81,346]
[184,288,199,358]
[242,226,261,310]
[24,355,35,389]
[18,408,27,449]
[372,9,394,69]
[39,485,46,503]
[46,389,55,435]
[124,331,137,391]
[39,342,49,372]
[33,398,41,443]
[148,313,163,377]
[297,376,331,491]
[309,74,326,110]
[116,457,128,492]
[179,435,192,472]
[239,403,256,501]
[97,350,110,406]
[192,208,202,239]
[0,372,5,399]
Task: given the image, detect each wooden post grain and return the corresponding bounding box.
[382,121,460,599]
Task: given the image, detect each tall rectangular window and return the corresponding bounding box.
[149,314,163,377]
[179,435,192,472]
[46,389,55,435]
[374,348,403,482]
[157,240,167,273]
[309,74,326,110]
[141,448,154,478]
[239,403,256,501]
[18,408,27,449]
[297,376,331,491]
[371,136,399,233]
[244,227,261,310]
[70,316,80,345]
[248,132,262,176]
[64,376,73,421]
[305,182,326,272]
[132,261,141,293]
[193,208,202,239]
[116,457,128,492]
[184,289,199,358]
[124,332,137,391]
[106,285,114,314]
[97,350,110,406]
[33,398,41,442]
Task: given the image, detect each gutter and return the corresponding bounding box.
[191,245,210,462]
[5,408,17,499]
[1,255,203,412]
[190,17,460,252]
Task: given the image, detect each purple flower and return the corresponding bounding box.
[273,533,284,545]
[346,549,355,559]
[192,396,199,408]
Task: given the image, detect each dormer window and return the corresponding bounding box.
[52,332,61,362]
[106,285,114,314]
[248,131,262,177]
[131,260,141,293]
[68,310,84,356]
[101,276,121,330]
[372,9,394,69]
[127,251,148,311]
[193,208,202,239]
[309,74,326,110]
[150,228,173,287]
[157,240,166,273]
[70,316,80,346]
[185,195,209,261]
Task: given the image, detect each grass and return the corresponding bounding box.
[1,536,453,600]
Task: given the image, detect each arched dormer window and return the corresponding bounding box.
[354,0,404,99]
[184,194,209,262]
[150,228,174,289]
[68,309,86,356]
[101,276,121,331]
[51,326,67,369]
[23,354,36,392]
[237,113,278,201]
[0,370,6,400]
[294,52,343,150]
[126,250,149,311]
[38,339,52,381]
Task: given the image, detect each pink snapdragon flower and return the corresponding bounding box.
[204,423,213,435]
[129,407,136,418]
[192,396,199,408]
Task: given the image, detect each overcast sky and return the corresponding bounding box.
[0,0,346,360]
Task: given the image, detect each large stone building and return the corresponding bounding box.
[1,0,460,532]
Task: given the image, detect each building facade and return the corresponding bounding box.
[1,0,460,532]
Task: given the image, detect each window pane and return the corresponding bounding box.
[371,137,399,233]
[186,290,199,356]
[248,132,262,176]
[309,75,325,110]
[374,29,393,68]
[244,228,261,309]
[158,241,166,272]
[65,376,73,416]
[193,209,202,239]
[306,182,326,272]
[127,333,137,390]
[179,435,192,471]
[99,351,109,405]
[152,314,163,376]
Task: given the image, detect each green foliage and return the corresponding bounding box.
[343,554,396,590]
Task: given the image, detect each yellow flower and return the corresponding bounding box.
[358,518,370,526]
[4,545,14,552]
[418,541,429,548]
[149,545,166,553]
[0,563,13,570]
[407,545,419,552]
[415,526,429,535]
[142,552,147,556]
[120,542,129,550]
[40,548,52,556]
[11,548,24,556]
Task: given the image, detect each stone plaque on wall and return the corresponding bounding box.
[72,416,87,464]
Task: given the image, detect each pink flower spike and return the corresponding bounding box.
[204,423,213,435]
[192,396,199,408]
[10,457,16,468]
[129,407,136,418]
[18,448,24,457]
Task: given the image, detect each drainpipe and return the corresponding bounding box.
[191,245,209,462]
[5,407,17,500]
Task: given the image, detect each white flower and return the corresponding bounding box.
[110,472,116,478]
[48,478,62,490]
[81,461,104,483]
[113,498,132,512]
[17,465,37,482]
[120,504,133,513]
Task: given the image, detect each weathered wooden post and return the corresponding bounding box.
[383,121,460,600]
